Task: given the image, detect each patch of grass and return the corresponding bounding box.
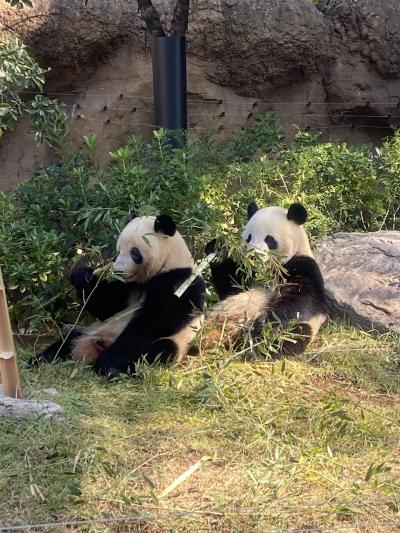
[1,322,399,531]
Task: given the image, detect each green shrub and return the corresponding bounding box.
[1,120,399,332]
[0,38,67,154]
[287,143,386,233]
[377,134,400,229]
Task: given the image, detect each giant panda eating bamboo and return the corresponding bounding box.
[204,203,328,356]
[31,215,205,377]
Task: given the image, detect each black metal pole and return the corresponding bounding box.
[152,36,187,146]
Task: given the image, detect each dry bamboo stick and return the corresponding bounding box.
[0,267,21,398]
[158,456,211,499]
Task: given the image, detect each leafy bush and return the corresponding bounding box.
[287,143,387,232]
[1,118,399,332]
[0,38,67,154]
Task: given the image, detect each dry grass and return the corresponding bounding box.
[1,320,400,532]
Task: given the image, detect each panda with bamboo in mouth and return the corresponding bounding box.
[204,202,328,356]
[32,214,206,377]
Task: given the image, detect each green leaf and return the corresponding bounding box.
[142,474,155,489]
[365,463,375,482]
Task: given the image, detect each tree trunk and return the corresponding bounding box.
[136,0,165,36]
[170,0,189,36]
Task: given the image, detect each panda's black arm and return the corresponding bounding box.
[209,258,248,300]
[70,266,136,321]
[205,239,250,300]
[92,270,205,376]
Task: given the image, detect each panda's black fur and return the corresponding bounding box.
[205,203,328,356]
[31,215,205,377]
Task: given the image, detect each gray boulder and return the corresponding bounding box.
[317,231,400,334]
[0,385,64,421]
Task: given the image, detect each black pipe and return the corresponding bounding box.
[152,36,187,145]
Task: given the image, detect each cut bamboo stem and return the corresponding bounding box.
[158,456,211,499]
[0,267,21,398]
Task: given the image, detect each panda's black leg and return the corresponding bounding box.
[248,319,313,359]
[93,338,178,378]
[258,322,313,358]
[279,323,313,356]
[28,329,83,366]
[145,338,178,365]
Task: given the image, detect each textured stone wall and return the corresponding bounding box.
[1,0,400,189]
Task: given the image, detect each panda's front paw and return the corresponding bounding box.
[27,352,47,367]
[205,238,217,256]
[205,239,229,264]
[27,346,60,366]
[70,266,94,288]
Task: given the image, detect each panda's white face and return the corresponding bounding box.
[242,204,313,261]
[113,216,194,284]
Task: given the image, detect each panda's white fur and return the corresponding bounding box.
[113,216,195,283]
[204,204,328,354]
[70,216,204,365]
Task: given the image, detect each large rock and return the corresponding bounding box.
[317,231,400,334]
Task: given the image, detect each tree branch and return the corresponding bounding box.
[137,0,166,37]
[170,0,189,36]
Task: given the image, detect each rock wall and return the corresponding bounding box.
[1,0,400,190]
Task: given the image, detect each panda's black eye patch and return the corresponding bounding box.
[265,235,278,250]
[246,234,252,243]
[130,247,143,264]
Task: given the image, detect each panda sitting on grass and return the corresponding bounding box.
[31,215,205,377]
[204,202,328,356]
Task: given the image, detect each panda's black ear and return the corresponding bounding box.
[154,215,176,236]
[247,202,259,220]
[287,203,308,225]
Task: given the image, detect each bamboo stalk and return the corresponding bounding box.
[0,267,21,398]
[158,456,211,499]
